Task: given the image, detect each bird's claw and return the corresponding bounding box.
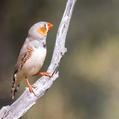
[28,85,36,96]
[40,72,51,77]
[35,72,52,77]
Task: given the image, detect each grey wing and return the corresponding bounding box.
[16,45,33,71]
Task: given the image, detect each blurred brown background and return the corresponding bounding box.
[0,0,119,119]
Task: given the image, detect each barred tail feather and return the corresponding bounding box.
[11,72,20,99]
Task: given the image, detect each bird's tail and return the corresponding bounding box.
[11,73,20,99]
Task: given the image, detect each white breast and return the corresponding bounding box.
[23,47,47,76]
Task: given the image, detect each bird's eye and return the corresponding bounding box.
[37,24,47,35]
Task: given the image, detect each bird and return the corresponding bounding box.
[11,21,53,99]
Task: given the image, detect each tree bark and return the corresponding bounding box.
[0,0,77,118]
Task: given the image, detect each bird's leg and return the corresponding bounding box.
[24,78,36,96]
[34,66,59,78]
[34,72,52,77]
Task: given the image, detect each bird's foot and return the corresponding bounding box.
[28,84,36,96]
[25,78,36,96]
[35,71,52,77]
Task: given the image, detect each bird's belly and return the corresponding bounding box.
[22,48,46,76]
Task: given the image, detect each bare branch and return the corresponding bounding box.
[0,0,77,119]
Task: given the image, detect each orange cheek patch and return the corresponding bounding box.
[37,27,47,35]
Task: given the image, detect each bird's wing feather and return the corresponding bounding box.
[11,42,33,99]
[16,45,33,72]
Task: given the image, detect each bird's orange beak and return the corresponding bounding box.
[47,22,53,30]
